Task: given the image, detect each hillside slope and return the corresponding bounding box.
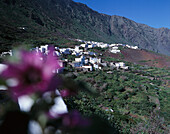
[0,0,170,55]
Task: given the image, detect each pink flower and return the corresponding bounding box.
[1,49,61,98]
[61,110,90,128]
[60,89,77,97]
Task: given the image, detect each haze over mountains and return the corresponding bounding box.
[0,0,170,55]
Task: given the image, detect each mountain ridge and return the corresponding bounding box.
[0,0,170,55]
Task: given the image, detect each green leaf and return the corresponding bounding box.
[38,113,48,130]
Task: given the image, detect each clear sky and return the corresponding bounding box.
[73,0,170,29]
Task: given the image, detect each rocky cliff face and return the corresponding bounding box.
[109,16,170,55]
[0,0,170,55]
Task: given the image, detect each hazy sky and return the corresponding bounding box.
[73,0,170,29]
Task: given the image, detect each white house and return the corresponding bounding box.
[84,59,89,64]
[126,45,131,48]
[39,45,48,53]
[89,57,101,64]
[115,62,129,70]
[82,65,93,71]
[80,44,87,48]
[93,64,102,70]
[112,47,119,50]
[119,62,125,67]
[100,44,109,48]
[60,48,71,55]
[131,46,138,49]
[110,49,120,54]
[115,63,120,69]
[88,45,93,48]
[75,46,80,52]
[72,51,76,55]
[75,58,82,62]
[109,44,117,47]
[83,52,89,55]
[126,45,138,49]
[87,41,92,44]
[59,48,67,53]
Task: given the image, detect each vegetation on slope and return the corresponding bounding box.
[64,64,170,133]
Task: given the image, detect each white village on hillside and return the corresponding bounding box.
[0,39,139,72]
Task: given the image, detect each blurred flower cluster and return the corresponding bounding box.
[0,47,90,134]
